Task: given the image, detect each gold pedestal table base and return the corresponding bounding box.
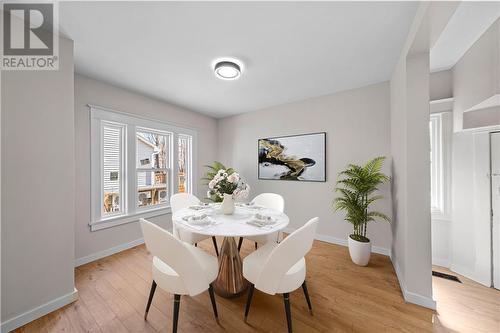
[212,237,248,298]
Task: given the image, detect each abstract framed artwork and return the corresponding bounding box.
[258,132,326,182]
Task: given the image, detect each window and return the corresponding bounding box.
[178,135,192,193]
[429,112,451,219]
[102,122,125,217]
[430,114,443,213]
[90,105,196,231]
[136,129,171,208]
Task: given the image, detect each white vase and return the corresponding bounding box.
[221,193,235,215]
[348,235,372,266]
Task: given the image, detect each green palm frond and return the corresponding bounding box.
[203,161,236,202]
[366,211,391,223]
[333,156,391,239]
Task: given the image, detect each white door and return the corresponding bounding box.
[490,132,500,289]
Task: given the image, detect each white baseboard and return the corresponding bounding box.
[1,288,78,333]
[282,227,390,256]
[449,263,491,287]
[75,238,144,267]
[432,257,451,268]
[390,253,437,310]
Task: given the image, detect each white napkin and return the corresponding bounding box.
[237,202,264,210]
[247,213,277,227]
[189,204,209,211]
[182,214,212,226]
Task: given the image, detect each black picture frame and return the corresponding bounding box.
[258,132,326,182]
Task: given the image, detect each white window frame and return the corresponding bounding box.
[101,121,127,218]
[430,114,443,213]
[178,134,193,195]
[430,112,451,220]
[90,104,197,231]
[135,127,172,213]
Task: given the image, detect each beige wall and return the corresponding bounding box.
[390,57,408,287]
[388,0,457,309]
[217,82,393,252]
[74,74,218,260]
[390,50,434,307]
[453,18,499,131]
[1,38,75,324]
[405,53,433,300]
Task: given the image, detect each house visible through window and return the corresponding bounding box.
[90,106,196,231]
[136,129,170,208]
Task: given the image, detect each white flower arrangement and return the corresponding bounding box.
[207,169,250,200]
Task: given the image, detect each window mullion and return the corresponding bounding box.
[127,124,137,215]
[172,133,179,197]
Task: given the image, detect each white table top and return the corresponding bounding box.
[172,203,289,237]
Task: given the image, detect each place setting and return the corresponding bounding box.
[235,201,265,211]
[188,202,213,211]
[179,212,220,230]
[246,212,278,229]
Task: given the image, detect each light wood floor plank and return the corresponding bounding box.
[12,239,500,332]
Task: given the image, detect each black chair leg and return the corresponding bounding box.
[238,237,243,251]
[255,242,258,250]
[208,284,219,324]
[283,293,292,333]
[144,280,157,320]
[212,236,219,257]
[172,294,181,333]
[244,283,255,323]
[302,281,313,315]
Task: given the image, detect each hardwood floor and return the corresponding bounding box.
[432,266,500,333]
[13,239,500,332]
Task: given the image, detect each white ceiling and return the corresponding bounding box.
[60,2,418,118]
[431,1,500,72]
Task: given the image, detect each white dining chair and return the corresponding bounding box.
[140,219,220,333]
[171,193,219,256]
[242,217,318,333]
[238,193,285,251]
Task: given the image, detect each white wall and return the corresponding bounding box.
[389,2,439,310]
[436,18,500,286]
[392,52,436,306]
[453,18,499,131]
[217,82,393,253]
[391,51,435,308]
[451,131,492,286]
[74,74,218,261]
[406,53,434,301]
[430,70,452,101]
[389,1,460,309]
[390,58,408,287]
[1,38,76,329]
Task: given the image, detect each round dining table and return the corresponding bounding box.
[172,203,289,298]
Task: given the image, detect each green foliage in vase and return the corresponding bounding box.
[333,156,391,243]
[203,161,235,202]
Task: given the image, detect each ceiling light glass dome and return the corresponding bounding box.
[214,60,242,80]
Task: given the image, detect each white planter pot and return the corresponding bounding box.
[221,193,235,215]
[348,236,372,266]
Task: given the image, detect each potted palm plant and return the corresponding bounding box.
[333,157,391,266]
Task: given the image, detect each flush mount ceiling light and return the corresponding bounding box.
[213,59,243,80]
